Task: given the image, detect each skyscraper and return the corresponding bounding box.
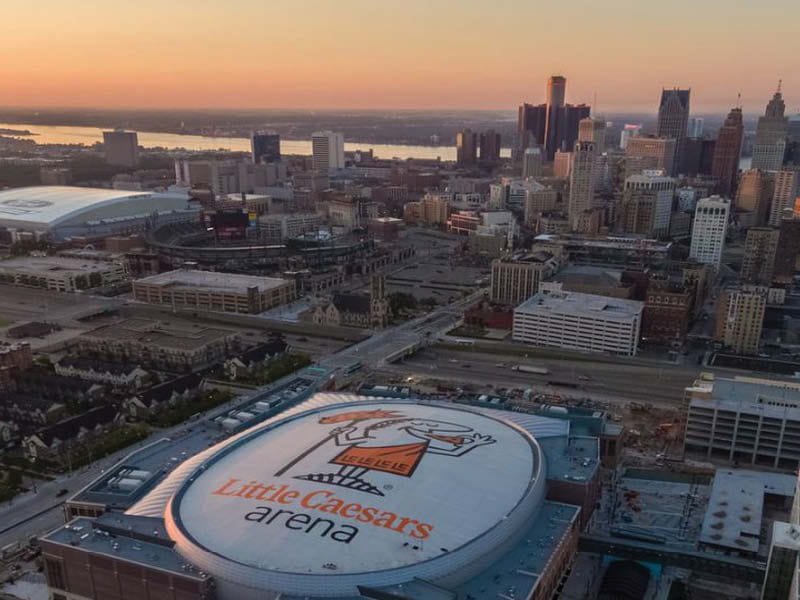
[578,117,606,151]
[768,170,800,226]
[689,195,730,269]
[250,131,281,164]
[741,227,780,285]
[711,107,744,197]
[752,84,789,171]
[568,141,597,230]
[456,129,478,165]
[102,129,139,168]
[517,103,547,154]
[311,131,345,171]
[544,76,566,160]
[656,88,690,175]
[736,169,775,227]
[716,286,766,355]
[479,130,502,163]
[522,147,543,178]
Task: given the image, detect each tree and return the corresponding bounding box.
[388,292,417,314]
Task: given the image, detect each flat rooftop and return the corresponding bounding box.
[81,318,236,350]
[0,255,122,274]
[700,468,797,553]
[690,375,800,419]
[516,291,644,320]
[44,515,208,580]
[135,269,290,294]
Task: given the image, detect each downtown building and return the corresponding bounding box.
[768,169,800,226]
[752,86,789,171]
[513,290,643,356]
[567,141,598,230]
[102,129,139,168]
[741,227,780,286]
[490,252,559,305]
[689,195,730,269]
[311,131,345,171]
[714,285,767,355]
[656,88,690,175]
[684,374,800,470]
[711,107,744,197]
[617,170,676,238]
[624,136,676,179]
[736,169,775,227]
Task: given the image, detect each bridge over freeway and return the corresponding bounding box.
[579,534,766,584]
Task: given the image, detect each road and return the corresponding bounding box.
[378,348,700,407]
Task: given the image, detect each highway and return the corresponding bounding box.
[377,347,700,407]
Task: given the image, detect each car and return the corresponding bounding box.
[296,336,308,342]
[55,488,69,498]
[578,375,591,381]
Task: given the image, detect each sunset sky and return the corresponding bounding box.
[1,0,796,113]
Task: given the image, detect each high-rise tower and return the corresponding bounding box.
[752,83,789,171]
[544,76,567,160]
[656,88,690,175]
[711,107,744,197]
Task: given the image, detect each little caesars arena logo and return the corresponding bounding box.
[211,409,496,544]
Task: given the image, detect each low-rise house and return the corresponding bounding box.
[55,357,149,389]
[223,338,288,380]
[23,405,123,463]
[13,368,105,405]
[123,373,204,420]
[0,393,66,427]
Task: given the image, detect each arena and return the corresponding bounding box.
[0,185,197,241]
[42,393,597,600]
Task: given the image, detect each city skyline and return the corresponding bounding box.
[1,0,797,112]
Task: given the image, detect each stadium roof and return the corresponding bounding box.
[0,186,189,230]
[131,394,558,597]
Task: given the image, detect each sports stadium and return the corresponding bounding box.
[0,186,197,241]
[42,393,599,600]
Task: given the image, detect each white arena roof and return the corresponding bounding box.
[0,186,190,231]
[132,395,550,599]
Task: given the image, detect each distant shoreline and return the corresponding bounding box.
[0,128,36,136]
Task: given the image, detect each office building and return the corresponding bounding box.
[250,131,281,164]
[625,136,675,178]
[688,116,704,138]
[102,129,139,168]
[769,170,800,226]
[524,186,559,225]
[540,76,590,160]
[568,141,597,229]
[554,150,572,177]
[711,107,744,196]
[689,195,730,269]
[752,85,789,171]
[456,129,478,165]
[132,269,297,314]
[490,252,559,305]
[774,216,800,284]
[762,521,800,600]
[618,170,676,237]
[642,279,693,343]
[715,286,767,355]
[578,117,606,151]
[736,169,775,227]
[522,146,543,178]
[479,129,502,163]
[741,227,780,285]
[311,130,345,171]
[619,124,642,150]
[513,290,643,356]
[656,88,690,174]
[517,103,547,154]
[684,374,800,469]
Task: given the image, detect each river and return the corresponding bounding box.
[0,121,503,162]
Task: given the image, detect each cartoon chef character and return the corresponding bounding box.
[283,409,496,496]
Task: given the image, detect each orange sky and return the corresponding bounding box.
[1,0,796,113]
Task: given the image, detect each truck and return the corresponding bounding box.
[511,365,549,375]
